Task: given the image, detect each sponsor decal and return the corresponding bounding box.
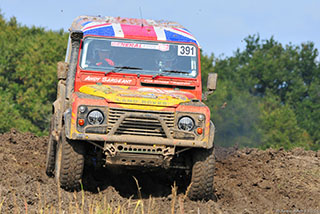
[114,97,168,106]
[79,84,190,106]
[119,93,158,99]
[83,75,134,85]
[111,41,169,51]
[137,88,192,100]
[141,78,194,86]
[102,77,132,84]
[84,76,101,82]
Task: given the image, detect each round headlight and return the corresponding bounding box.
[178,116,194,131]
[87,110,104,125]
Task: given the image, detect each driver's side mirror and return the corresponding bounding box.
[203,73,218,101]
[207,73,218,91]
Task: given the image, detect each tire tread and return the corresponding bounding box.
[187,148,215,201]
[56,130,85,191]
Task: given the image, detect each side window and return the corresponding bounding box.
[80,40,90,68]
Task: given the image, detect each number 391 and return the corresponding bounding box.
[178,45,196,56]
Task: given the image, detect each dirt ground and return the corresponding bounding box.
[0,129,319,213]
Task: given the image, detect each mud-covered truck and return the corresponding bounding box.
[45,15,217,201]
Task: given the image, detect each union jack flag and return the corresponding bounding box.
[73,16,199,46]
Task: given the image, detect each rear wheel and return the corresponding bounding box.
[187,148,215,201]
[45,118,56,177]
[55,128,85,191]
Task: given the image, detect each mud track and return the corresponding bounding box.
[0,130,319,213]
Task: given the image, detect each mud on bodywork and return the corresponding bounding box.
[67,90,213,146]
[62,84,213,168]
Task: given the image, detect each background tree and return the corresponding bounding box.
[0,13,68,135]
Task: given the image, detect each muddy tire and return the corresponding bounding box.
[187,148,215,201]
[45,118,56,177]
[55,128,85,191]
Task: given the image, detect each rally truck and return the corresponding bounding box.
[45,15,217,201]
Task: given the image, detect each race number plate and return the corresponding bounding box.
[178,45,196,56]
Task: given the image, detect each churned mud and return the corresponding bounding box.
[0,129,319,213]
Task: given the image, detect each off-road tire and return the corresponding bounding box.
[55,128,85,191]
[187,148,215,201]
[45,118,56,177]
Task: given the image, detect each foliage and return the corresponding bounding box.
[0,13,68,135]
[258,96,312,150]
[202,35,319,150]
[0,88,37,133]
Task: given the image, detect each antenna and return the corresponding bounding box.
[139,7,144,27]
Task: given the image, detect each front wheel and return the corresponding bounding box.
[187,148,215,201]
[55,128,85,191]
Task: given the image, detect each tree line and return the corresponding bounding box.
[0,14,319,150]
[202,36,320,150]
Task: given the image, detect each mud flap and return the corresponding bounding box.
[52,80,66,140]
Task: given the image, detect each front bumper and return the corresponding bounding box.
[68,107,214,149]
[71,132,210,148]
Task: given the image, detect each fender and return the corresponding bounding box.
[63,108,72,139]
[208,120,215,149]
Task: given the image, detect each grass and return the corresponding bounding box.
[0,180,193,214]
[0,197,4,213]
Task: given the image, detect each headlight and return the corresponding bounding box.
[87,110,104,125]
[178,116,194,131]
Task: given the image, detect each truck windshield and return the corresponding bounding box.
[80,37,198,78]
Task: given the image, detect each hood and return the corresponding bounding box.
[79,84,196,107]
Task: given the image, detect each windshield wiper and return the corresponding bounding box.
[152,69,191,79]
[105,66,143,76]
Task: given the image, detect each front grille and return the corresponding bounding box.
[107,108,175,137]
